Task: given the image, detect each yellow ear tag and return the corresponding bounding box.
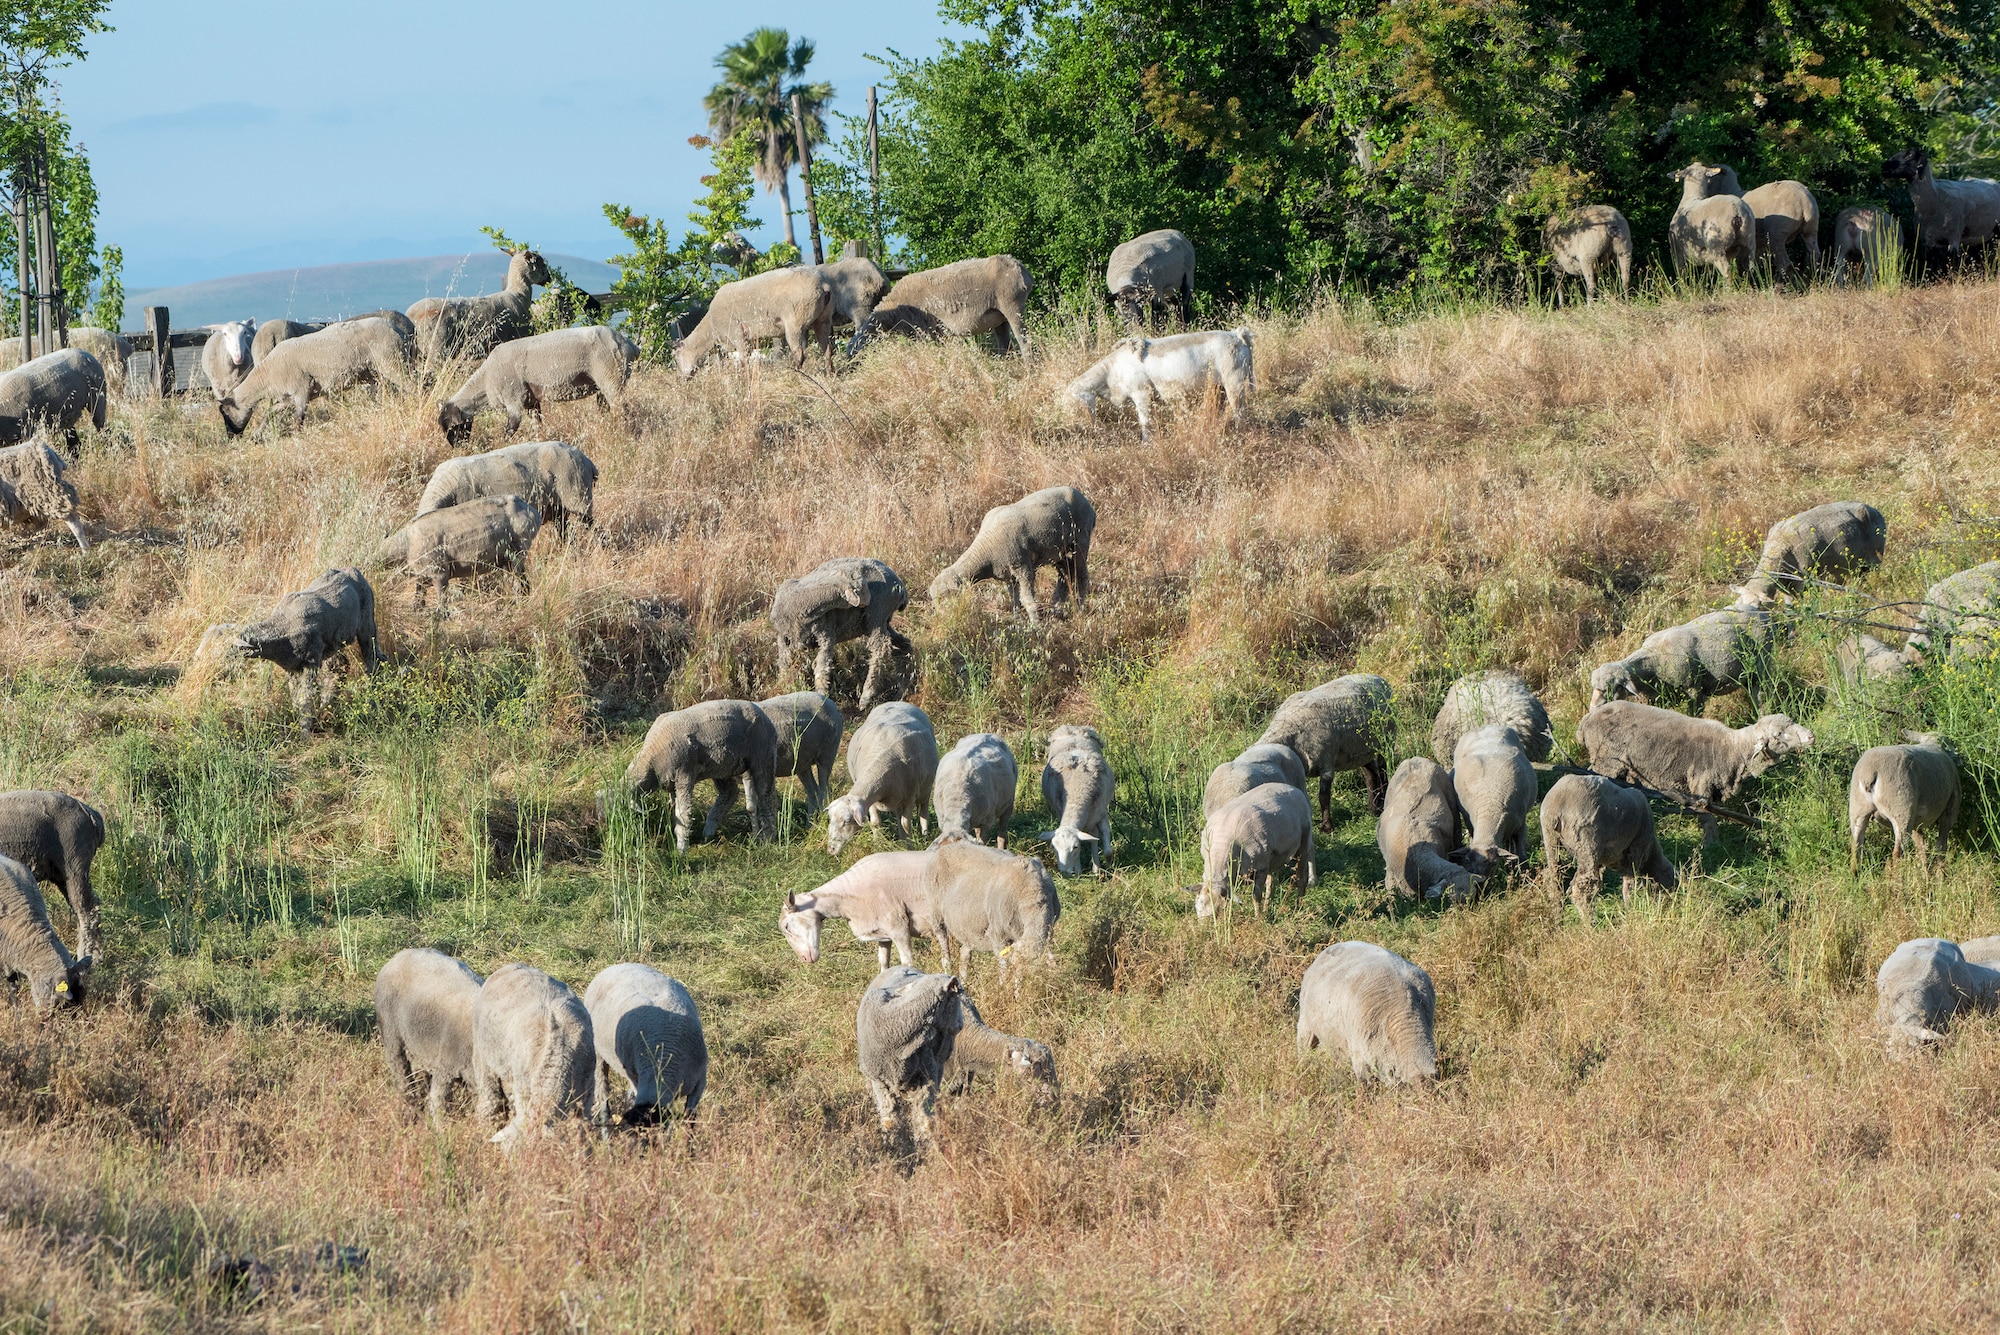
[55,982,67,992]
[996,945,1013,959]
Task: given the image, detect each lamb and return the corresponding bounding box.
[855,965,963,1143]
[1575,701,1814,842]
[1882,147,2000,259]
[929,486,1095,625]
[757,691,843,817]
[1295,941,1436,1084]
[0,440,89,549]
[1201,742,1308,819]
[933,733,1019,847]
[1669,163,1756,281]
[231,567,379,734]
[771,557,912,712]
[1065,328,1254,442]
[0,348,107,455]
[813,255,892,329]
[470,962,598,1147]
[373,947,484,1126]
[407,248,550,362]
[1105,228,1195,328]
[1377,757,1474,903]
[826,702,939,855]
[673,266,834,374]
[1907,560,2000,661]
[0,855,90,1014]
[0,792,106,964]
[921,838,1062,982]
[781,851,943,970]
[1735,501,1887,604]
[199,320,257,399]
[1543,206,1632,304]
[847,255,1033,355]
[438,326,638,445]
[624,699,779,853]
[1429,669,1553,764]
[1874,936,2000,1050]
[1539,774,1678,919]
[1831,208,1895,286]
[1587,603,1772,714]
[940,995,1058,1098]
[416,439,599,539]
[219,317,407,435]
[250,319,323,363]
[378,495,542,609]
[1849,734,1960,870]
[1038,723,1114,875]
[583,963,708,1124]
[1256,674,1394,829]
[1836,633,1915,683]
[1739,179,1821,279]
[1451,725,1536,873]
[1196,782,1315,919]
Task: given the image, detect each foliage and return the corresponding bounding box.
[88,240,120,329]
[807,113,893,262]
[704,27,833,247]
[479,224,601,334]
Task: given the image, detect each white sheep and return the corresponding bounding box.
[0,348,108,456]
[1201,742,1308,819]
[1197,782,1315,919]
[470,963,599,1147]
[1296,942,1436,1084]
[219,317,407,435]
[940,995,1058,1099]
[624,700,780,853]
[757,691,843,818]
[827,702,940,855]
[812,255,892,330]
[1377,757,1474,902]
[0,854,90,1014]
[378,495,542,609]
[1831,207,1895,287]
[1587,603,1772,714]
[438,327,637,446]
[928,486,1095,625]
[771,558,912,713]
[374,947,484,1126]
[1875,936,2000,1050]
[920,838,1062,984]
[1907,560,1999,662]
[1066,327,1253,442]
[0,440,89,550]
[1105,228,1195,328]
[1257,674,1394,828]
[855,965,963,1144]
[416,440,599,539]
[1039,723,1113,875]
[1669,163,1756,281]
[1575,701,1814,843]
[1429,669,1553,764]
[199,320,257,400]
[781,851,943,970]
[1849,734,1960,871]
[1450,725,1536,872]
[1734,501,1886,605]
[1543,206,1631,304]
[1835,633,1915,684]
[583,963,708,1124]
[1739,179,1820,279]
[1539,774,1677,919]
[933,733,1018,847]
[674,266,834,374]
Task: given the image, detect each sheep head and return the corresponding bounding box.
[825,795,869,855]
[1882,147,1929,182]
[927,565,969,603]
[1745,715,1813,772]
[778,891,822,963]
[1041,826,1097,876]
[1587,661,1639,710]
[217,396,252,437]
[518,250,553,287]
[437,401,474,446]
[1006,1038,1059,1098]
[29,953,89,1015]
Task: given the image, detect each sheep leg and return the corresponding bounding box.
[291,667,319,736]
[1581,265,1596,304]
[1698,813,1720,846]
[1912,828,1931,875]
[858,628,895,712]
[672,780,696,853]
[702,778,737,842]
[1011,567,1041,625]
[1849,813,1870,869]
[812,637,836,696]
[1569,861,1599,923]
[876,940,893,971]
[426,1071,454,1127]
[1130,392,1154,443]
[867,1079,901,1135]
[904,1087,936,1145]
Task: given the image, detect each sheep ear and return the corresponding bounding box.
[1073,832,1098,843]
[75,955,93,973]
[784,891,798,910]
[1035,829,1058,843]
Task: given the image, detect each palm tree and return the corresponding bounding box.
[704,28,832,252]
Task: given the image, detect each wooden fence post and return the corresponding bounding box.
[145,306,172,397]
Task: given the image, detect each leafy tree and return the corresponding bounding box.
[479,225,601,333]
[703,28,832,252]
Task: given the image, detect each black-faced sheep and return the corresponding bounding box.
[471,962,598,1147]
[232,567,380,734]
[827,702,939,856]
[848,255,1033,355]
[416,439,599,539]
[219,318,407,435]
[1874,935,2000,1050]
[1377,757,1475,903]
[407,248,550,362]
[625,699,780,854]
[0,348,107,456]
[583,963,708,1125]
[0,854,89,1014]
[1882,148,2000,259]
[0,440,89,550]
[933,733,1018,847]
[374,947,484,1126]
[674,266,834,374]
[855,965,963,1144]
[1257,674,1394,828]
[929,486,1095,625]
[1575,701,1814,842]
[1544,206,1632,304]
[0,791,107,962]
[757,691,843,818]
[1430,669,1553,764]
[1197,782,1315,919]
[1735,501,1887,604]
[771,557,912,712]
[1539,774,1678,919]
[1106,228,1195,328]
[1038,724,1113,875]
[1297,941,1436,1084]
[438,327,637,446]
[1849,735,1960,870]
[378,496,542,609]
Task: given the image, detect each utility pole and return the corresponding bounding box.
[867,86,882,259]
[792,91,824,265]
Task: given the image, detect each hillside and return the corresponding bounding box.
[3,280,2000,1332]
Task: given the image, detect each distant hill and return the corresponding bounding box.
[122,253,623,330]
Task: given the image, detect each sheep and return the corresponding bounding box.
[1874,936,2000,1050]
[1450,725,1536,873]
[848,255,1033,355]
[624,699,779,854]
[438,326,638,446]
[219,317,407,435]
[757,691,843,817]
[199,320,257,400]
[813,255,892,329]
[470,962,598,1147]
[1429,669,1553,764]
[1735,501,1887,604]
[583,963,708,1125]
[1106,228,1195,328]
[855,965,963,1143]
[1201,742,1309,819]
[1065,328,1253,442]
[673,266,834,375]
[373,947,484,1126]
[1669,163,1756,281]
[1038,723,1114,875]
[1575,701,1814,842]
[1836,633,1916,683]
[921,838,1062,983]
[1739,179,1821,279]
[1257,673,1394,829]
[1831,207,1895,286]
[940,994,1058,1099]
[0,792,106,964]
[1377,757,1475,903]
[1543,206,1632,304]
[933,733,1019,847]
[1539,774,1678,920]
[0,440,88,550]
[0,348,107,456]
[929,486,1095,625]
[1882,147,2000,260]
[1296,941,1436,1084]
[7,328,133,393]
[250,319,323,363]
[378,495,542,609]
[827,702,939,856]
[1587,603,1773,714]
[771,557,912,712]
[1849,734,1960,871]
[416,439,598,540]
[0,854,90,1015]
[407,248,551,362]
[1196,782,1315,919]
[231,567,379,734]
[781,851,943,970]
[1907,560,2000,661]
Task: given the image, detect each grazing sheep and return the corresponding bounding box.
[1544,206,1632,304]
[1106,228,1195,328]
[1296,941,1436,1084]
[416,439,598,539]
[0,855,90,1014]
[1882,148,2000,259]
[373,947,484,1126]
[232,567,379,734]
[1196,782,1315,919]
[18,329,130,394]
[1257,674,1394,828]
[625,699,779,853]
[940,995,1058,1098]
[1836,633,1915,683]
[379,496,541,609]
[1201,742,1309,819]
[1907,560,2000,661]
[1575,701,1814,842]
[470,962,598,1147]
[407,248,550,362]
[928,486,1095,625]
[0,792,104,965]
[855,965,963,1143]
[673,266,834,374]
[199,320,257,399]
[438,326,637,446]
[1451,725,1536,873]
[1587,603,1773,714]
[1735,501,1887,604]
[1831,207,1895,286]
[757,691,843,818]
[1875,936,2000,1049]
[1066,328,1254,442]
[782,851,943,970]
[1850,735,1960,870]
[848,255,1033,355]
[1669,163,1756,281]
[1539,774,1678,919]
[922,838,1062,983]
[250,319,323,363]
[771,557,912,712]
[827,702,939,855]
[1739,180,1821,279]
[1377,757,1474,902]
[1038,724,1114,875]
[933,733,1019,847]
[0,440,88,549]
[1430,670,1553,764]
[0,348,107,455]
[813,255,892,329]
[583,963,708,1124]
[219,317,407,435]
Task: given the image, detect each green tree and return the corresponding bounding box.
[703,27,832,252]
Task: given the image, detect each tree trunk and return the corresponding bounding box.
[776,169,797,249]
[13,182,30,364]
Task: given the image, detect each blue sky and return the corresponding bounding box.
[59,1,968,288]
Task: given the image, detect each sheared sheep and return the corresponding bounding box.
[438,326,637,446]
[855,965,963,1143]
[1257,674,1394,828]
[199,320,257,400]
[1740,179,1821,279]
[782,851,943,970]
[1670,163,1756,281]
[407,248,550,363]
[1201,742,1308,819]
[1850,734,1960,871]
[625,699,779,853]
[1575,701,1814,842]
[921,838,1062,983]
[1539,774,1677,919]
[1377,757,1474,902]
[1197,782,1315,919]
[771,557,912,712]
[1587,603,1772,714]
[813,255,892,329]
[1451,725,1536,873]
[940,994,1058,1098]
[1831,207,1895,286]
[219,317,407,435]
[1876,936,2000,1050]
[0,854,89,1014]
[933,733,1018,847]
[1907,560,2000,661]
[1106,228,1195,328]
[374,947,484,1126]
[583,963,708,1124]
[0,792,104,965]
[674,266,834,374]
[1735,501,1887,604]
[1430,669,1553,764]
[379,495,541,609]
[416,439,598,539]
[848,255,1033,355]
[232,567,379,734]
[0,348,107,456]
[1882,148,2000,259]
[0,329,132,393]
[1039,724,1113,875]
[471,962,598,1147]
[1296,941,1436,1084]
[1544,206,1632,304]
[827,702,938,855]
[757,691,843,818]
[929,486,1095,625]
[1066,328,1253,442]
[0,440,88,549]
[1836,633,1915,683]
[250,319,323,363]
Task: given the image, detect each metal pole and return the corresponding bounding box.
[792,91,823,265]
